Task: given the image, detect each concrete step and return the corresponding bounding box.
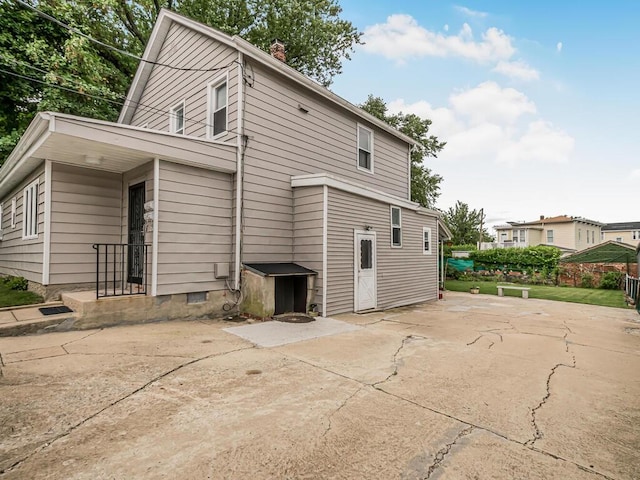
[0,303,77,337]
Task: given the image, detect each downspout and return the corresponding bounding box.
[42,159,52,286]
[234,52,244,290]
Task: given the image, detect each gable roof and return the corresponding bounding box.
[519,215,603,227]
[118,9,416,146]
[601,221,640,231]
[560,240,637,264]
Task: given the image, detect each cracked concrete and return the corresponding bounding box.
[0,292,638,479]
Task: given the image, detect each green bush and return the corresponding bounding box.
[469,246,562,272]
[580,273,595,289]
[1,276,29,291]
[600,271,623,290]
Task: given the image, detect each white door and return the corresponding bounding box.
[355,231,377,311]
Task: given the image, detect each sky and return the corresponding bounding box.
[330,1,639,232]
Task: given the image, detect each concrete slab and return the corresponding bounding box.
[0,311,14,324]
[223,316,362,347]
[11,307,45,322]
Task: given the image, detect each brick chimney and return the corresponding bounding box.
[540,215,545,220]
[270,39,286,62]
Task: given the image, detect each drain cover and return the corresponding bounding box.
[275,314,315,324]
[39,306,73,316]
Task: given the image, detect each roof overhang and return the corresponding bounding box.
[0,112,236,198]
[119,9,417,147]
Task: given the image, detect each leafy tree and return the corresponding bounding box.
[442,201,492,245]
[0,0,361,163]
[360,95,445,208]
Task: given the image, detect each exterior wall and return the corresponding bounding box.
[326,188,438,316]
[0,164,45,282]
[49,164,122,285]
[129,22,238,145]
[540,222,575,249]
[293,185,324,311]
[242,61,410,263]
[574,223,602,251]
[602,230,640,244]
[156,161,233,295]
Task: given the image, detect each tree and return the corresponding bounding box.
[0,0,361,163]
[359,95,445,208]
[442,201,492,245]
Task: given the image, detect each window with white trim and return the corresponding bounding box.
[390,206,401,247]
[632,230,640,240]
[615,237,623,242]
[591,230,595,243]
[422,227,432,254]
[169,101,185,134]
[11,197,16,228]
[22,180,38,239]
[357,125,373,172]
[546,229,554,243]
[208,76,228,138]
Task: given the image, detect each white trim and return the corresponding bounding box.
[206,71,230,139]
[10,197,16,228]
[353,229,377,312]
[390,205,402,248]
[322,184,328,316]
[0,202,3,238]
[22,179,39,240]
[356,123,374,174]
[291,173,422,212]
[42,160,52,285]
[152,157,160,296]
[422,226,432,255]
[169,100,186,135]
[234,52,244,290]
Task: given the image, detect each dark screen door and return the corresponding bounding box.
[127,183,145,284]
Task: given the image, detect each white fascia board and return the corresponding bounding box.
[291,173,419,211]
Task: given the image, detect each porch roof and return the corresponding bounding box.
[0,112,237,198]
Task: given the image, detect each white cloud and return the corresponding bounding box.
[455,5,488,18]
[444,24,449,32]
[362,14,515,63]
[556,41,563,52]
[388,83,574,166]
[492,60,540,81]
[631,169,640,179]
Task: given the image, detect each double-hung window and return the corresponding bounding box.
[170,101,185,135]
[422,227,432,255]
[633,230,640,240]
[208,76,228,138]
[546,230,554,243]
[390,206,401,247]
[22,180,38,239]
[357,125,373,172]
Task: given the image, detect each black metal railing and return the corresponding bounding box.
[93,243,149,298]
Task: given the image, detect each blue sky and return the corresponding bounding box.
[330,1,639,230]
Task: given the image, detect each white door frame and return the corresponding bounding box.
[353,229,377,311]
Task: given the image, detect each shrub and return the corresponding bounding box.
[469,246,562,273]
[1,276,29,291]
[600,271,623,290]
[580,273,595,289]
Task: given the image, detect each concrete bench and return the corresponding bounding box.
[497,285,530,299]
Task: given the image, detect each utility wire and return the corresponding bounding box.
[14,0,233,73]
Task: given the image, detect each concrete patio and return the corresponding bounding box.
[0,292,638,479]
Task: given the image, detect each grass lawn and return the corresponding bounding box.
[0,283,43,308]
[445,280,629,309]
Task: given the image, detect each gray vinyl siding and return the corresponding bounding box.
[129,23,238,144]
[156,161,233,295]
[326,189,438,316]
[293,186,324,310]
[49,164,122,285]
[241,61,410,263]
[0,165,45,282]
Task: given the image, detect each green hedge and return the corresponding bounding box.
[469,246,561,272]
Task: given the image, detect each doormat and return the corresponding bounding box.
[39,306,73,316]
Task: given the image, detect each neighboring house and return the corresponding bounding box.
[494,215,603,252]
[0,9,450,318]
[601,221,640,244]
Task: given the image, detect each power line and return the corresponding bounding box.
[14,0,233,73]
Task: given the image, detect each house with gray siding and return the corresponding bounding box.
[0,9,449,318]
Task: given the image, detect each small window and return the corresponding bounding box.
[601,232,605,240]
[633,230,640,240]
[615,237,623,242]
[546,230,554,243]
[422,227,432,255]
[578,229,581,242]
[11,197,16,228]
[390,206,401,247]
[591,231,594,243]
[22,180,38,240]
[209,77,228,138]
[357,125,373,172]
[170,101,185,134]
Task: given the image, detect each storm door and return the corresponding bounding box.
[127,182,145,285]
[355,231,377,311]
